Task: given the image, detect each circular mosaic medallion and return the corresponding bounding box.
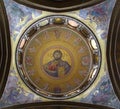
[16,16,101,99]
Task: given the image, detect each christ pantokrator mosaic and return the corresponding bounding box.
[16,16,101,99]
[43,50,71,78]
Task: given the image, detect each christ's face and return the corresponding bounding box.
[53,50,62,60]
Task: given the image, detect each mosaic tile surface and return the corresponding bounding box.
[0,0,120,108]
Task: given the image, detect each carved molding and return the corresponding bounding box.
[13,0,105,12]
[2,101,114,109]
[0,0,11,98]
[107,0,120,100]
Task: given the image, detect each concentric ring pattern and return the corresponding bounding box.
[16,16,101,99]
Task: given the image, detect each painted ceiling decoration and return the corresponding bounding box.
[15,15,101,99]
[13,0,105,12]
[0,0,120,109]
